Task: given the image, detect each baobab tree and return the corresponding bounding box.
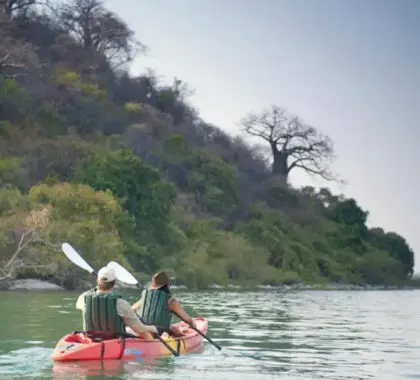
[241,105,336,183]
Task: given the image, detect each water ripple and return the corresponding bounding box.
[1,290,420,379]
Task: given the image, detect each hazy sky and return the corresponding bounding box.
[107,0,420,270]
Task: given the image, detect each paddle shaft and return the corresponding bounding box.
[136,315,179,357]
[154,334,179,356]
[171,310,222,351]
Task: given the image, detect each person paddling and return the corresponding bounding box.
[75,266,158,339]
[131,271,196,338]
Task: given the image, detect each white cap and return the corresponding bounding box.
[97,266,117,282]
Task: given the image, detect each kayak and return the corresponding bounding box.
[52,317,208,361]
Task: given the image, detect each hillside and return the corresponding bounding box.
[0,0,415,289]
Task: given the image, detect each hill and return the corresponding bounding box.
[0,0,415,289]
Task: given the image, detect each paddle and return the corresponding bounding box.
[62,243,96,276]
[61,243,179,357]
[107,261,222,351]
[108,260,139,286]
[171,309,222,351]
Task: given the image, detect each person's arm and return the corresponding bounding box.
[126,318,158,336]
[131,290,145,312]
[117,299,157,336]
[131,299,143,312]
[75,292,88,311]
[169,298,196,328]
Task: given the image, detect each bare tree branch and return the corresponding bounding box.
[56,0,146,68]
[288,156,333,181]
[1,0,37,17]
[241,105,337,183]
[0,11,40,75]
[3,228,34,271]
[0,206,61,284]
[0,228,60,282]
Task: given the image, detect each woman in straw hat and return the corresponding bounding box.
[131,271,196,338]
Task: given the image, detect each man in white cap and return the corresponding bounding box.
[76,266,158,338]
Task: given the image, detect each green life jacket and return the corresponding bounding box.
[83,288,126,336]
[138,289,172,330]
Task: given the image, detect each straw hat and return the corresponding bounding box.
[150,271,171,289]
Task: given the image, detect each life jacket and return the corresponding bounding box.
[83,288,126,336]
[138,289,172,331]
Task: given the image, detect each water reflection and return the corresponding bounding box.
[52,358,158,379]
[51,346,206,379]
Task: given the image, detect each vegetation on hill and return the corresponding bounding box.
[0,0,415,289]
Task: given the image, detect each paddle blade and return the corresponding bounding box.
[61,242,95,274]
[107,261,138,285]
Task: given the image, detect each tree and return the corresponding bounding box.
[369,228,414,278]
[74,149,176,225]
[155,77,195,124]
[0,156,27,189]
[73,149,177,270]
[57,0,145,69]
[21,134,102,185]
[26,182,134,286]
[0,183,135,288]
[0,204,57,288]
[241,105,335,183]
[184,150,239,216]
[326,198,369,228]
[0,12,40,76]
[2,0,37,17]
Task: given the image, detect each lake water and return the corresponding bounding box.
[0,289,419,379]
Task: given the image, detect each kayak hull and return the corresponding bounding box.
[52,317,208,361]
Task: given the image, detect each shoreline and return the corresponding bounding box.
[7,279,65,291]
[1,279,419,292]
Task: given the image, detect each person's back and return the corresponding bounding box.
[138,287,172,333]
[132,271,196,337]
[82,287,126,336]
[76,266,158,339]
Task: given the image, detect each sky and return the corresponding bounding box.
[106,0,420,271]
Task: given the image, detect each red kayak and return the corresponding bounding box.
[52,317,208,361]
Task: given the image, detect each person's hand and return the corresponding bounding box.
[148,325,158,335]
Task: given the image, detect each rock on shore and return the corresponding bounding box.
[10,279,64,290]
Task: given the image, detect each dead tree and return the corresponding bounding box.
[57,0,146,69]
[0,11,39,76]
[241,105,336,183]
[0,207,59,288]
[1,0,36,17]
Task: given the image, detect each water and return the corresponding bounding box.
[0,289,419,379]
